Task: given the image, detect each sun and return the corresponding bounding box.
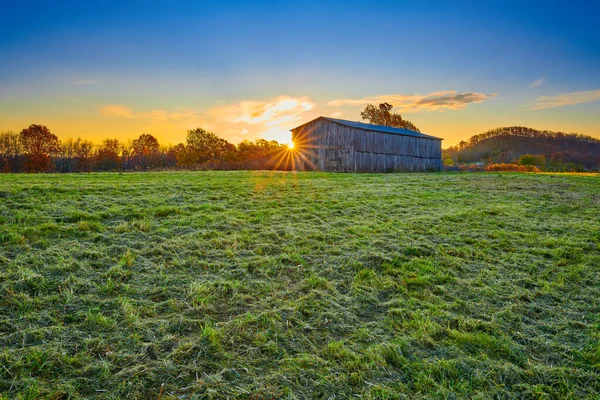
[287,141,295,149]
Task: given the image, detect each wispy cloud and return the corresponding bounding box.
[73,79,98,85]
[531,89,600,110]
[209,96,315,125]
[527,78,545,89]
[99,105,203,124]
[100,105,136,118]
[327,91,496,112]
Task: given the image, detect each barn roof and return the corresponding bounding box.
[291,117,442,140]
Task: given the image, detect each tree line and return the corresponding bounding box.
[0,125,287,173]
[449,126,600,151]
[443,126,600,171]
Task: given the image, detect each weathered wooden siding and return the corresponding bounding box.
[291,119,442,172]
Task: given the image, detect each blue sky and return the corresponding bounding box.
[1,0,599,145]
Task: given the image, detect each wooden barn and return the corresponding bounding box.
[290,117,443,172]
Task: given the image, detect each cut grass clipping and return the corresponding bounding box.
[1,171,599,399]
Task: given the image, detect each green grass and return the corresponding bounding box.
[1,171,599,399]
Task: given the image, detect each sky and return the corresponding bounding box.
[1,0,599,147]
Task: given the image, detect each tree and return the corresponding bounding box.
[95,139,121,171]
[237,139,282,161]
[360,103,421,132]
[56,138,76,172]
[179,128,236,166]
[19,124,60,172]
[120,140,133,171]
[132,134,160,156]
[518,154,546,168]
[131,134,160,170]
[74,138,94,172]
[235,139,284,169]
[158,144,178,169]
[0,131,23,172]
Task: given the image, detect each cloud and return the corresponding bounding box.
[73,79,98,85]
[330,111,343,117]
[99,104,204,124]
[531,89,600,110]
[207,96,316,143]
[327,91,496,112]
[527,78,545,89]
[100,105,136,118]
[209,96,315,125]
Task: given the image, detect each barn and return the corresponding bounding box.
[290,117,443,172]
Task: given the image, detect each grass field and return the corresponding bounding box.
[1,171,599,399]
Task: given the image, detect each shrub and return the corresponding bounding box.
[485,163,540,172]
[458,164,485,172]
[518,154,546,167]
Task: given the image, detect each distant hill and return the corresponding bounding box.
[445,126,600,170]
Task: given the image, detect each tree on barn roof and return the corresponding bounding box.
[360,103,421,132]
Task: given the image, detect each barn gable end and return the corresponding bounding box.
[290,117,442,172]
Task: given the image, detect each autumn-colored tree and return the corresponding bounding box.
[0,131,23,172]
[19,124,60,172]
[486,163,540,172]
[360,103,421,132]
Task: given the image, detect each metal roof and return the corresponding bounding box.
[291,117,443,140]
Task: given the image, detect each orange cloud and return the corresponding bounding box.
[210,96,315,125]
[100,105,137,118]
[531,89,600,110]
[99,105,203,124]
[328,91,496,112]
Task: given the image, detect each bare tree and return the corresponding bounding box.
[56,138,76,172]
[0,131,23,172]
[74,138,94,172]
[120,140,133,171]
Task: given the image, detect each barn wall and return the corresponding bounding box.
[291,119,442,172]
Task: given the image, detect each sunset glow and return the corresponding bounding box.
[0,2,598,147]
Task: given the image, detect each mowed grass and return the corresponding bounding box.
[1,171,599,399]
